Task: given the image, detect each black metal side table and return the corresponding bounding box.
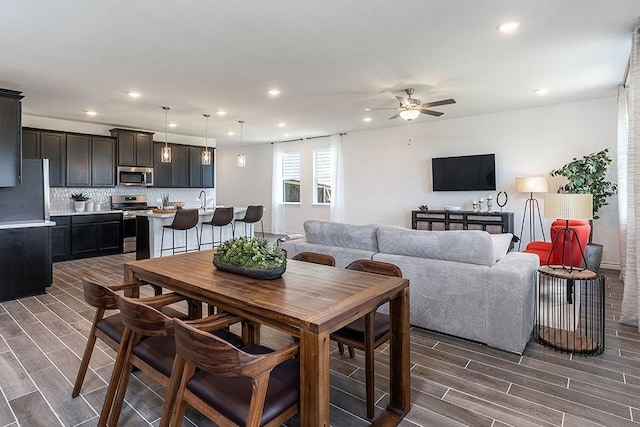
[534,265,605,355]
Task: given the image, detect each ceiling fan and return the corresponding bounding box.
[366,88,456,121]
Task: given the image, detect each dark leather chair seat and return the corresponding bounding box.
[186,345,299,426]
[332,313,390,342]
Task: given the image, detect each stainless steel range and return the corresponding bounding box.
[111,195,149,253]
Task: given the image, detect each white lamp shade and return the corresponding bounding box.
[237,153,246,168]
[399,109,420,121]
[544,193,593,220]
[201,149,211,165]
[161,145,171,163]
[515,176,549,193]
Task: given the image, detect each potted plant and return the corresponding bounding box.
[213,236,287,279]
[550,148,618,270]
[70,192,90,212]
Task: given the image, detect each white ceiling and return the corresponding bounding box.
[1,1,638,149]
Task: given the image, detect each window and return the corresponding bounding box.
[314,148,332,204]
[282,152,300,203]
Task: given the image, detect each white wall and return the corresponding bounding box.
[217,96,620,269]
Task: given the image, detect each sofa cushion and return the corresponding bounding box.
[303,220,380,252]
[376,226,495,267]
[491,233,513,262]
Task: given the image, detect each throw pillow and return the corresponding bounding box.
[491,233,513,262]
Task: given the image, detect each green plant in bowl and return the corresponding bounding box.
[213,237,287,279]
[70,193,90,201]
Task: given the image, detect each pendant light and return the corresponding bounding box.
[202,113,211,165]
[161,106,171,163]
[237,120,246,168]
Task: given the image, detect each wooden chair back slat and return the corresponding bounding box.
[292,251,336,266]
[346,259,402,277]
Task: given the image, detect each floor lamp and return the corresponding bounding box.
[543,193,593,272]
[516,176,549,250]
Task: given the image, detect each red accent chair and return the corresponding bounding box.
[524,219,591,268]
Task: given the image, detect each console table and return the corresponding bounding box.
[411,210,514,234]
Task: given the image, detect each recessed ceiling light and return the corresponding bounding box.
[364,108,372,111]
[85,110,97,116]
[497,21,520,32]
[278,122,286,127]
[363,117,372,122]
[535,88,549,95]
[168,122,177,128]
[127,91,141,98]
[268,89,281,96]
[226,131,235,136]
[216,110,227,116]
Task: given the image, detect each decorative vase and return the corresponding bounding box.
[586,243,603,272]
[74,201,86,212]
[213,259,286,280]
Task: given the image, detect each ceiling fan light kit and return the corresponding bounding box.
[399,109,420,121]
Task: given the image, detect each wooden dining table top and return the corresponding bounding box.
[124,249,408,335]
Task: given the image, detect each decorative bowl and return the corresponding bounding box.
[213,259,286,280]
[444,205,462,212]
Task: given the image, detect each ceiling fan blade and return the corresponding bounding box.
[396,96,410,108]
[418,98,456,108]
[388,112,401,120]
[418,108,444,117]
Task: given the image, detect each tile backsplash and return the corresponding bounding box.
[50,187,216,213]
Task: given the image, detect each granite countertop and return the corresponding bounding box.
[0,220,56,230]
[50,210,123,216]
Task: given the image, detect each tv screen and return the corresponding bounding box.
[432,154,496,191]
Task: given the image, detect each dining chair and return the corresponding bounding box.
[98,295,244,427]
[234,205,264,239]
[330,259,402,419]
[72,277,188,398]
[160,208,200,256]
[200,207,234,248]
[292,251,336,266]
[160,318,300,427]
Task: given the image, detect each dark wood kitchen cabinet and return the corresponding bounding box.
[153,142,172,187]
[51,215,71,262]
[110,128,154,167]
[0,226,52,301]
[188,146,215,188]
[91,136,116,186]
[70,213,122,259]
[171,144,189,188]
[23,128,67,187]
[66,133,91,186]
[0,89,23,187]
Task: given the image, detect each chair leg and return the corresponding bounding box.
[72,309,104,397]
[260,219,265,239]
[364,313,375,419]
[338,342,345,355]
[98,328,132,427]
[109,334,140,427]
[348,346,355,358]
[160,228,165,257]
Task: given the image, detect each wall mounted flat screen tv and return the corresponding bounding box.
[432,153,496,191]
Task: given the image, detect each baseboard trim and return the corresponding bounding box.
[600,261,620,271]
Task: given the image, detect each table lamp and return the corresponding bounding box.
[516,176,549,250]
[543,193,593,272]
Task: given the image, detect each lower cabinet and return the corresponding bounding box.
[0,226,52,302]
[52,214,122,261]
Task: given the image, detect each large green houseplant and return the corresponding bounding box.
[550,148,618,270]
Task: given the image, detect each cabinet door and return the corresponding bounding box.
[153,142,172,187]
[0,93,22,187]
[51,216,71,261]
[171,145,189,188]
[135,133,153,167]
[97,221,121,251]
[117,131,135,166]
[41,131,66,187]
[0,227,51,301]
[71,223,97,255]
[66,134,91,187]
[189,146,203,188]
[92,136,116,186]
[22,129,40,159]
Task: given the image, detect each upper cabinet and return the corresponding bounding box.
[23,128,67,187]
[189,146,214,188]
[91,136,116,186]
[153,143,214,188]
[110,128,154,167]
[0,89,23,187]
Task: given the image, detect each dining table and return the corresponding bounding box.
[123,249,411,426]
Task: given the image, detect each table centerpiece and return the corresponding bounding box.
[213,236,287,279]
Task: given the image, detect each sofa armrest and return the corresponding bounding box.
[485,251,539,354]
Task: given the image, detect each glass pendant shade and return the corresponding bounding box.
[202,149,211,165]
[237,153,246,168]
[202,113,211,165]
[399,109,420,121]
[161,106,171,163]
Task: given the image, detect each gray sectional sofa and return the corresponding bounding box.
[280,220,539,354]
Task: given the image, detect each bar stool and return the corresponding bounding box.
[234,205,264,239]
[160,209,200,256]
[200,207,234,248]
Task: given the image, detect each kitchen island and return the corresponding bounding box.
[135,207,251,259]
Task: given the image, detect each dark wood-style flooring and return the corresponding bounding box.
[0,253,639,426]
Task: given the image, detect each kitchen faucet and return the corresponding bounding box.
[199,191,207,209]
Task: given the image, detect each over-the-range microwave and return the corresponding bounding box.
[117,166,154,187]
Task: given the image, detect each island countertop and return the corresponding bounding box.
[0,220,56,230]
[50,210,123,216]
[136,207,247,219]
